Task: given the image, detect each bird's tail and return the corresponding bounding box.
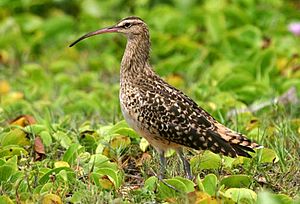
[208,123,262,158]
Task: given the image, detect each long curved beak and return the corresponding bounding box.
[69,26,119,47]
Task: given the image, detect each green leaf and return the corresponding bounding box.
[0,156,18,182]
[97,167,123,189]
[62,143,84,166]
[0,165,15,182]
[257,191,292,204]
[39,167,74,185]
[90,172,101,187]
[0,195,14,204]
[225,188,257,203]
[0,145,28,158]
[79,130,98,153]
[202,174,218,196]
[24,124,47,135]
[144,176,158,191]
[39,131,52,147]
[191,151,221,170]
[52,131,72,149]
[108,120,140,139]
[158,177,194,199]
[40,183,54,194]
[173,176,195,192]
[197,174,205,192]
[1,128,30,147]
[220,175,252,188]
[70,191,84,203]
[259,148,278,163]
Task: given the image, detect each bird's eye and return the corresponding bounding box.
[123,23,132,28]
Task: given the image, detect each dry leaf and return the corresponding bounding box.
[34,136,45,161]
[136,152,152,167]
[10,115,36,127]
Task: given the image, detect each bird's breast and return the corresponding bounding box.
[119,87,182,151]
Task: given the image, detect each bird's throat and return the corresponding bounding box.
[120,35,151,81]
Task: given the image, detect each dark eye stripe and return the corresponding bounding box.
[123,22,131,28]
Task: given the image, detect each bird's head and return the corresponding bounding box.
[69,16,148,47]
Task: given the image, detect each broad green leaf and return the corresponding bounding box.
[202,174,218,196]
[223,156,235,169]
[89,154,118,172]
[40,183,54,194]
[39,167,74,185]
[0,145,28,158]
[158,177,194,199]
[259,148,279,163]
[0,165,15,182]
[70,191,84,203]
[144,176,158,191]
[173,176,195,192]
[97,167,123,189]
[225,188,257,203]
[1,128,30,147]
[62,143,84,165]
[191,151,221,170]
[52,131,72,149]
[39,131,52,147]
[24,124,47,135]
[57,169,68,182]
[79,130,98,153]
[220,175,252,188]
[107,120,139,139]
[90,172,101,187]
[257,191,292,204]
[0,155,18,182]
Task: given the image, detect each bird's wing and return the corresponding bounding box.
[136,75,259,157]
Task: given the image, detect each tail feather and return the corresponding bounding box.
[205,123,262,158]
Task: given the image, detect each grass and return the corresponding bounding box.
[0,0,300,203]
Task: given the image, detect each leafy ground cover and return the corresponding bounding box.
[0,0,300,203]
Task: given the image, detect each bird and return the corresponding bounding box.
[70,16,262,179]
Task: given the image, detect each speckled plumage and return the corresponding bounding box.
[70,16,262,178]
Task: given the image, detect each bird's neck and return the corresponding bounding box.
[120,34,151,83]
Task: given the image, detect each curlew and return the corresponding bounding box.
[70,16,262,179]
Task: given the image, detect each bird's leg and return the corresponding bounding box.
[158,150,166,180]
[177,148,193,180]
[153,150,181,192]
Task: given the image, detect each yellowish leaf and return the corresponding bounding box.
[99,175,114,190]
[139,137,149,152]
[42,194,62,204]
[0,80,10,95]
[54,161,70,168]
[110,135,131,149]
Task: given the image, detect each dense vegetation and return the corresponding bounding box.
[0,0,299,203]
